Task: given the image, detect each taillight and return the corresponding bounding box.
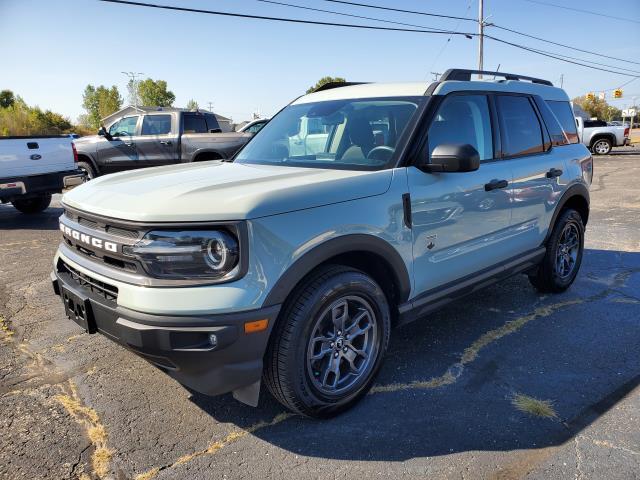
[624,127,630,137]
[71,142,78,163]
[581,156,593,185]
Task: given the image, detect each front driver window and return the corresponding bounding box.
[427,95,493,161]
[109,116,139,137]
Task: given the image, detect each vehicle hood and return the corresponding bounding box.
[62,161,393,222]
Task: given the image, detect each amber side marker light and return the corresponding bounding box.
[244,319,269,334]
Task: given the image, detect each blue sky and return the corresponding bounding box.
[1,0,638,124]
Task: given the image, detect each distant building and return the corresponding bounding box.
[101,106,233,132]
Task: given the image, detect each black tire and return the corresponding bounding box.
[264,265,391,418]
[591,137,612,155]
[77,161,96,180]
[529,208,584,293]
[11,194,52,214]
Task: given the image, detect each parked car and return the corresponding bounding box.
[52,69,592,417]
[237,118,269,134]
[0,135,83,214]
[73,109,254,179]
[574,117,629,154]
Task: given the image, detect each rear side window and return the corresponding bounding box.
[205,114,221,132]
[183,114,208,134]
[584,120,607,128]
[496,96,544,157]
[427,94,494,161]
[533,97,568,147]
[546,100,579,144]
[141,115,172,135]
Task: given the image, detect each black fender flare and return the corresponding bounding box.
[191,149,226,162]
[76,152,100,175]
[543,183,590,244]
[262,234,412,307]
[589,133,615,148]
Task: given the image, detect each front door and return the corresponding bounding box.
[98,116,140,173]
[408,93,513,294]
[136,113,179,167]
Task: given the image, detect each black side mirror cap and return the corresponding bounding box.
[97,126,106,136]
[420,144,480,173]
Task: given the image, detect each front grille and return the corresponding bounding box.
[59,260,119,302]
[78,217,99,230]
[64,208,140,240]
[106,225,139,239]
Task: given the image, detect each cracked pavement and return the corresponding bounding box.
[1,150,639,479]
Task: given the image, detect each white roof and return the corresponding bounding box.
[292,79,569,104]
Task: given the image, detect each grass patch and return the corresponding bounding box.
[512,393,558,419]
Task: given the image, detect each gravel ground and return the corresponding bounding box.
[1,149,639,480]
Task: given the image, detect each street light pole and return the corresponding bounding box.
[478,0,484,78]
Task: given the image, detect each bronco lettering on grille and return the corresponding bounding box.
[60,222,119,253]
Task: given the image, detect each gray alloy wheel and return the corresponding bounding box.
[592,138,612,155]
[306,295,379,395]
[77,161,95,181]
[554,223,580,279]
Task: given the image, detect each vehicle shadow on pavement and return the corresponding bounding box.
[190,248,640,461]
[0,205,63,231]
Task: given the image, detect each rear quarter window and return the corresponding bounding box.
[546,101,579,144]
[496,95,544,157]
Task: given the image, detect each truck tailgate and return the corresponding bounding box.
[0,137,75,179]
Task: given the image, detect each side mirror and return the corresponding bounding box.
[98,126,113,140]
[420,144,480,173]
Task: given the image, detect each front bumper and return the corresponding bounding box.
[51,266,280,402]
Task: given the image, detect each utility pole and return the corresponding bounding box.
[207,101,214,113]
[122,72,144,111]
[431,72,441,81]
[560,74,564,88]
[478,0,484,77]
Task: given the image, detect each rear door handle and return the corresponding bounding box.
[546,168,563,178]
[160,140,173,146]
[484,179,509,191]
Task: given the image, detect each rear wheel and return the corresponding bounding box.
[591,138,612,155]
[12,194,52,214]
[529,208,584,293]
[264,265,391,418]
[77,161,96,181]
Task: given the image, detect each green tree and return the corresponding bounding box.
[572,95,622,121]
[306,76,347,94]
[186,99,199,110]
[82,84,123,129]
[0,95,74,136]
[0,90,15,108]
[132,78,176,107]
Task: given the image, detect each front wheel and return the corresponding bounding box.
[264,265,391,418]
[591,138,612,155]
[11,194,52,214]
[529,208,584,293]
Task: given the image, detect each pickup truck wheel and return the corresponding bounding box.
[77,161,96,181]
[592,138,612,155]
[11,194,52,214]
[264,265,390,418]
[529,208,584,293]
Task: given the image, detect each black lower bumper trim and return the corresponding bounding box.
[51,269,280,397]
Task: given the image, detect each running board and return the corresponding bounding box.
[398,247,546,325]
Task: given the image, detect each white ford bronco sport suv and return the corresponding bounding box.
[52,69,592,417]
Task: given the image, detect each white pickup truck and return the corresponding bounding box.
[0,136,84,214]
[575,118,630,155]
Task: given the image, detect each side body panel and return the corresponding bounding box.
[134,112,180,167]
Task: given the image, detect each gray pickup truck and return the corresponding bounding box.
[74,109,253,178]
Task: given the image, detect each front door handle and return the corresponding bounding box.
[484,179,509,191]
[160,140,173,146]
[124,142,134,147]
[546,168,563,178]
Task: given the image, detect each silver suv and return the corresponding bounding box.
[52,69,592,417]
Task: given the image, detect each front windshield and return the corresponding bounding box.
[236,97,425,170]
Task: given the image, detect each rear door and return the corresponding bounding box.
[408,93,513,293]
[135,113,179,167]
[496,94,567,253]
[97,116,140,173]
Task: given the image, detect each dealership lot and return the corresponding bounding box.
[1,152,639,479]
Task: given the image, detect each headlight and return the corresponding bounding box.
[125,230,240,280]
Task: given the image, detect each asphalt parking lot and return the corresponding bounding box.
[1,150,639,480]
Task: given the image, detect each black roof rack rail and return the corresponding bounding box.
[439,69,553,86]
[313,82,369,93]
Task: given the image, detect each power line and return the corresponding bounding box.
[491,24,640,66]
[522,0,640,24]
[99,0,474,36]
[427,0,474,77]
[486,35,639,77]
[255,0,454,33]
[322,0,640,67]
